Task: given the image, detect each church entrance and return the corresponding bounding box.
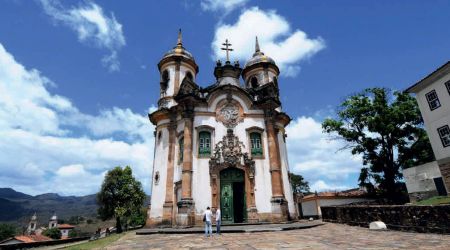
[220,167,246,223]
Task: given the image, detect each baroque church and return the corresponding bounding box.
[147,31,297,227]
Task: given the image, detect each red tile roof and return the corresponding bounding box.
[57,224,75,229]
[14,235,52,243]
[300,188,368,201]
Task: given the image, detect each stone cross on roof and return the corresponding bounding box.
[221,39,233,63]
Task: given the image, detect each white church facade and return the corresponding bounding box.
[147,31,297,227]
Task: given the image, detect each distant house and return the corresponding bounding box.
[58,224,75,239]
[404,161,447,202]
[0,235,52,245]
[298,188,372,218]
[406,61,450,195]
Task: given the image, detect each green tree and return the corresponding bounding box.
[0,223,16,241]
[43,227,61,240]
[322,88,434,201]
[128,207,148,227]
[289,172,310,194]
[97,166,146,233]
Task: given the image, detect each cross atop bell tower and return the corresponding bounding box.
[221,39,233,63]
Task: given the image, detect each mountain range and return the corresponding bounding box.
[0,188,99,227]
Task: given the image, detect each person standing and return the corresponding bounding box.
[203,207,212,237]
[215,208,221,235]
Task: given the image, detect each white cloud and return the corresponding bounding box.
[201,0,249,14]
[54,164,106,195]
[0,42,152,196]
[310,180,351,193]
[39,0,125,72]
[286,116,362,192]
[212,7,325,77]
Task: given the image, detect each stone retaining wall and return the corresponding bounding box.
[321,205,450,234]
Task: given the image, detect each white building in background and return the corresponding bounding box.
[406,61,450,196]
[298,189,372,218]
[403,161,446,202]
[146,32,297,227]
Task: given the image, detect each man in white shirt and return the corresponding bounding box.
[203,207,212,237]
[215,208,221,235]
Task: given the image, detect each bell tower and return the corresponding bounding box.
[49,212,58,229]
[242,37,280,89]
[27,212,38,234]
[157,30,199,109]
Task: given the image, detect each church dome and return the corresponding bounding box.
[161,30,196,62]
[243,37,277,69]
[158,29,198,74]
[162,46,195,61]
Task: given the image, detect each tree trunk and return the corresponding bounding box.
[116,217,122,233]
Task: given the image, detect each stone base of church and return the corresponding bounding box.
[162,202,174,225]
[176,199,196,227]
[247,206,259,223]
[270,196,289,223]
[145,215,163,228]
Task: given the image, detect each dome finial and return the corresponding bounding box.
[177,29,182,47]
[255,36,260,53]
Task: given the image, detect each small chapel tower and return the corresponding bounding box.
[27,212,38,234]
[48,213,57,229]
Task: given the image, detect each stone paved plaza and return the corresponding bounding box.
[102,223,450,249]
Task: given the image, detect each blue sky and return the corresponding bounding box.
[0,0,449,196]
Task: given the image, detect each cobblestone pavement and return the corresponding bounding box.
[102,223,450,250]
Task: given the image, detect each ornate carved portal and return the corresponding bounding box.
[209,129,258,223]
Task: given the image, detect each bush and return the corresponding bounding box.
[43,227,61,240]
[68,229,80,238]
[0,224,16,241]
[128,207,147,227]
[86,219,93,224]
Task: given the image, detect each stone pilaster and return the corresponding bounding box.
[162,119,177,225]
[174,60,181,94]
[177,108,195,227]
[265,110,288,222]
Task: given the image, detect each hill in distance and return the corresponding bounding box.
[0,188,98,227]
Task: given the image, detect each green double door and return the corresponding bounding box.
[220,168,246,224]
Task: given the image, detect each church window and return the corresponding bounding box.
[446,80,450,95]
[179,137,184,162]
[198,131,211,156]
[154,171,160,185]
[160,70,169,95]
[425,90,440,111]
[250,132,263,156]
[438,125,450,147]
[186,71,193,81]
[157,131,162,144]
[251,76,259,88]
[273,76,278,87]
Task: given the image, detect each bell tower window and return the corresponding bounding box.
[186,71,193,81]
[160,70,169,96]
[251,76,259,88]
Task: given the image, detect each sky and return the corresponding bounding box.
[0,0,449,196]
